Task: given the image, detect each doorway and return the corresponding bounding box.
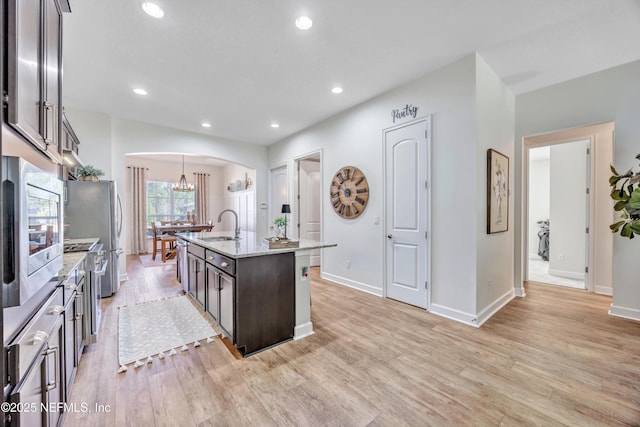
[523,122,614,295]
[384,117,431,309]
[296,153,322,267]
[527,141,589,289]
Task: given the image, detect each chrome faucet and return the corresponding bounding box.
[217,209,240,239]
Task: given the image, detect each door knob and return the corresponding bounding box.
[387,234,392,239]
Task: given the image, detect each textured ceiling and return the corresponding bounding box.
[62,0,640,146]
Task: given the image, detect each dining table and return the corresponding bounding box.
[156,223,214,235]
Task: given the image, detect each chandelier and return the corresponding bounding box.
[172,154,194,192]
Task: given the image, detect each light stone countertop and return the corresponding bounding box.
[56,237,99,281]
[177,231,336,259]
[57,252,87,281]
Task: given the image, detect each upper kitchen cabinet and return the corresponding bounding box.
[4,0,68,164]
[62,112,83,179]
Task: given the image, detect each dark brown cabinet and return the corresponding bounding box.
[7,289,65,427]
[5,0,64,163]
[205,265,220,323]
[204,250,235,339]
[187,245,206,309]
[188,241,295,356]
[61,113,82,179]
[9,317,63,427]
[234,253,295,356]
[61,260,85,401]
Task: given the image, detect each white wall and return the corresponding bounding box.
[474,55,516,321]
[528,156,550,257]
[515,59,640,321]
[270,53,515,325]
[63,109,113,179]
[549,141,588,279]
[219,163,256,233]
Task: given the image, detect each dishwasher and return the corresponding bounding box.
[176,239,189,291]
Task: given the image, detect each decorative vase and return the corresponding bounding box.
[79,175,99,182]
[276,224,285,239]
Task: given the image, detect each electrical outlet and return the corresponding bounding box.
[558,254,565,261]
[345,260,351,269]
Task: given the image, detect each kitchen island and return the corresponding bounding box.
[178,231,336,356]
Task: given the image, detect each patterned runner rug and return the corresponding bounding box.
[118,295,217,370]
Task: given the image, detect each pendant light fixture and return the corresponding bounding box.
[172,154,194,192]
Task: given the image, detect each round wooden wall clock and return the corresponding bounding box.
[330,166,369,219]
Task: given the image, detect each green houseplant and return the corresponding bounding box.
[77,164,105,181]
[609,153,640,238]
[273,216,289,238]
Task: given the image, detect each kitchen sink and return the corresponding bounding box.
[199,236,238,242]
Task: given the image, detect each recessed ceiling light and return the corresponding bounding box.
[270,123,280,128]
[295,16,312,30]
[201,122,211,128]
[331,87,343,94]
[142,2,164,18]
[133,88,148,95]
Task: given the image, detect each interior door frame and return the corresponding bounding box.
[522,122,614,294]
[382,115,432,309]
[294,149,323,260]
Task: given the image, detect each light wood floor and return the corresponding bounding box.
[63,256,640,426]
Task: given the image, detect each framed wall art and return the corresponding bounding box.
[487,149,509,234]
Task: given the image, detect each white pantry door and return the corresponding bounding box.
[385,117,430,309]
[299,159,321,266]
[270,166,288,236]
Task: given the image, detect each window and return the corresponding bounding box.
[146,181,195,230]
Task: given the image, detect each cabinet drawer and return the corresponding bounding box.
[205,250,236,276]
[188,243,205,259]
[8,288,64,387]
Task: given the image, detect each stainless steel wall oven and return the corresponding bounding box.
[2,156,63,308]
[2,156,63,342]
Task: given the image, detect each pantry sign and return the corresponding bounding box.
[391,104,419,123]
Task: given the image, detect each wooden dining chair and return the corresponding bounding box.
[161,234,178,262]
[151,222,163,261]
[152,222,178,262]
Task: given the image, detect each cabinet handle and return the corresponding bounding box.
[49,305,64,315]
[67,283,77,291]
[75,293,84,317]
[43,102,56,145]
[45,345,59,391]
[32,331,49,345]
[207,256,214,261]
[221,262,229,268]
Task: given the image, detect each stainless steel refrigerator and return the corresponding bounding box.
[64,180,123,297]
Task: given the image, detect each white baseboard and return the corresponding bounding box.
[476,289,515,327]
[609,304,640,322]
[429,303,478,327]
[514,286,526,297]
[593,285,613,296]
[320,272,383,297]
[294,322,315,340]
[548,268,584,280]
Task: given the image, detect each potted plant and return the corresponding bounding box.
[609,154,640,238]
[77,165,105,182]
[273,216,289,238]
